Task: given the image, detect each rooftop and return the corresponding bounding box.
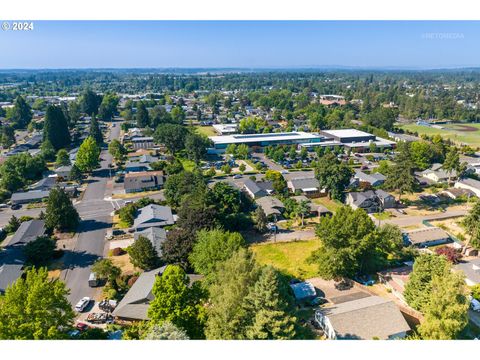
[321,129,374,139]
[405,226,450,245]
[209,131,321,145]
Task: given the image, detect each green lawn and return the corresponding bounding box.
[400,123,480,147]
[373,212,392,220]
[194,125,217,137]
[251,240,321,280]
[312,197,343,212]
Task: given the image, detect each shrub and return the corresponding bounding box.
[111,247,126,256]
[127,276,139,287]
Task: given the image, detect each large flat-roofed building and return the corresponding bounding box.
[208,131,322,152]
[320,129,376,143]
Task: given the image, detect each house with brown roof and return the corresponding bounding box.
[123,171,164,193]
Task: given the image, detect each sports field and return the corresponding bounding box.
[400,122,480,147]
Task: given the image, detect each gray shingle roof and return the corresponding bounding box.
[255,196,284,217]
[124,171,164,192]
[133,204,174,230]
[321,296,410,339]
[11,190,50,203]
[455,258,480,285]
[288,177,320,191]
[405,227,450,245]
[0,264,23,293]
[134,227,167,256]
[9,220,46,246]
[243,179,274,197]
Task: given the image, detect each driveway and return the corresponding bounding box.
[380,209,468,227]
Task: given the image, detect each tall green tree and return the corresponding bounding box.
[43,105,71,150]
[184,133,211,164]
[98,93,119,121]
[0,125,15,148]
[403,254,450,312]
[148,265,206,339]
[75,136,101,173]
[0,267,74,339]
[45,187,80,232]
[127,236,160,270]
[89,114,103,145]
[205,249,260,340]
[136,101,150,128]
[80,89,102,116]
[244,266,297,340]
[9,95,32,129]
[108,139,126,162]
[384,142,416,201]
[417,272,469,340]
[189,229,245,276]
[154,123,188,154]
[23,236,56,266]
[315,153,353,200]
[462,201,480,250]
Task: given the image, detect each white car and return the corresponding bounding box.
[75,297,91,312]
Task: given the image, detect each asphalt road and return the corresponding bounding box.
[62,122,121,305]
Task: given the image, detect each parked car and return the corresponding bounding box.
[75,297,91,312]
[334,279,353,291]
[310,297,328,306]
[354,275,375,286]
[267,223,278,232]
[0,203,8,209]
[233,174,242,179]
[10,204,21,210]
[88,272,99,287]
[76,322,89,331]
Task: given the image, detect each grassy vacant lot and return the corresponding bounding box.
[400,122,480,147]
[251,240,321,280]
[312,197,342,213]
[194,125,217,137]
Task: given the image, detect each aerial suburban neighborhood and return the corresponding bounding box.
[2,19,480,347]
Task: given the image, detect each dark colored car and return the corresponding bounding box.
[334,279,353,291]
[310,297,328,306]
[10,204,21,210]
[76,322,89,331]
[354,275,375,286]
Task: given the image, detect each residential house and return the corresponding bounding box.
[454,178,480,198]
[124,171,164,193]
[404,227,451,248]
[441,187,475,200]
[134,227,167,257]
[125,161,151,173]
[0,264,23,294]
[11,190,50,205]
[243,179,274,199]
[255,196,285,218]
[54,165,73,180]
[287,177,321,197]
[346,190,395,213]
[9,220,46,246]
[291,195,331,217]
[112,265,202,321]
[131,136,154,150]
[314,296,410,340]
[353,170,386,187]
[421,163,456,184]
[133,204,175,231]
[454,258,480,286]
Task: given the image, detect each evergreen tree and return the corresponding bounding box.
[404,254,450,312]
[43,105,71,150]
[205,249,260,339]
[244,266,297,340]
[384,142,416,200]
[23,236,56,266]
[315,153,353,200]
[0,125,15,148]
[442,147,460,183]
[463,202,480,250]
[40,139,56,161]
[136,101,150,128]
[127,236,160,270]
[70,164,83,182]
[45,187,80,232]
[10,95,32,129]
[0,267,75,339]
[417,272,469,340]
[253,206,268,233]
[5,215,20,233]
[148,265,206,339]
[80,89,102,116]
[75,136,100,173]
[89,114,103,145]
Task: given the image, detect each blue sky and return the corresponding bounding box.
[0,21,479,69]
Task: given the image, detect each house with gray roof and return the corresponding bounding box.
[421,163,456,183]
[354,170,386,187]
[404,226,451,248]
[287,177,321,196]
[454,258,480,286]
[133,204,175,231]
[314,296,410,339]
[11,190,50,205]
[9,220,45,246]
[0,264,23,294]
[255,196,285,218]
[54,165,73,180]
[346,190,395,213]
[112,265,202,321]
[454,178,480,198]
[134,227,167,257]
[243,179,274,199]
[124,171,164,193]
[291,195,331,216]
[125,161,151,173]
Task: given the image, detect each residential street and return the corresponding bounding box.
[62,122,121,305]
